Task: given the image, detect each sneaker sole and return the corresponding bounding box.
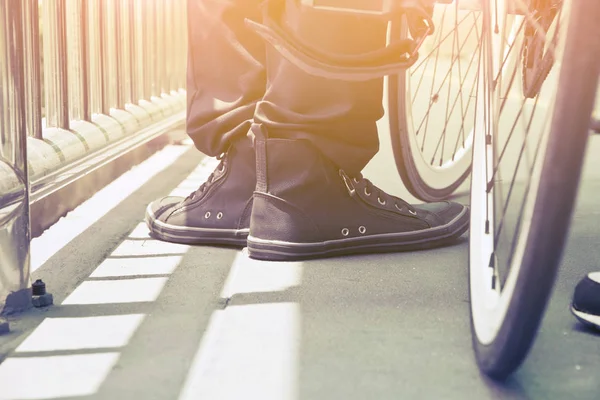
[247,207,470,261]
[571,305,600,331]
[145,204,249,246]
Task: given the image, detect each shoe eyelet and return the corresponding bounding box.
[378,197,386,205]
[353,177,360,184]
[217,212,223,219]
[205,212,211,219]
[358,226,366,234]
[409,209,417,216]
[341,228,350,237]
[364,188,371,196]
[395,204,403,211]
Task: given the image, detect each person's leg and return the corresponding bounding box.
[186,0,265,155]
[247,1,470,260]
[252,2,385,175]
[145,0,265,246]
[572,272,600,330]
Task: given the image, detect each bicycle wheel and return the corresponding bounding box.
[469,0,600,380]
[388,1,483,201]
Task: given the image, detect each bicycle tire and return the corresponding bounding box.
[469,0,600,380]
[388,3,481,202]
[389,74,471,201]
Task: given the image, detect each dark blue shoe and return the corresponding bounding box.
[145,139,255,246]
[571,272,600,330]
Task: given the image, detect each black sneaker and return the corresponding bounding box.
[145,138,255,246]
[247,136,469,261]
[571,273,600,330]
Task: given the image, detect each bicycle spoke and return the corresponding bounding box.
[486,0,564,287]
[428,31,482,165]
[396,2,484,198]
[411,11,477,74]
[455,2,467,150]
[494,95,541,244]
[419,8,448,151]
[413,11,481,149]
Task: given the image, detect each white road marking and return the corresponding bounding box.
[179,252,303,400]
[178,303,301,400]
[31,145,191,273]
[15,315,146,352]
[0,354,120,400]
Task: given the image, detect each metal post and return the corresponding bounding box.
[155,0,165,95]
[42,0,70,129]
[134,0,146,102]
[180,0,188,90]
[119,0,134,106]
[66,0,90,122]
[101,0,118,112]
[22,0,43,138]
[0,0,32,313]
[128,0,138,103]
[87,0,105,115]
[147,0,157,97]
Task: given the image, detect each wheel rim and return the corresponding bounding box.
[469,0,569,346]
[400,1,483,190]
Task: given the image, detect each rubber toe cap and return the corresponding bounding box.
[147,196,184,223]
[413,201,467,226]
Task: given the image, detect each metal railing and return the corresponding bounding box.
[1,0,188,314]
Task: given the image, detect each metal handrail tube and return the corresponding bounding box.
[144,0,158,98]
[87,0,104,115]
[118,0,134,107]
[42,0,69,129]
[101,0,118,112]
[22,0,43,139]
[66,0,90,122]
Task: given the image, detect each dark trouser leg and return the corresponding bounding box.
[186,0,265,156]
[253,0,387,175]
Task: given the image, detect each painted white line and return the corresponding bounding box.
[31,144,191,273]
[110,239,190,257]
[179,252,303,400]
[0,353,120,400]
[15,315,146,352]
[61,278,169,305]
[179,303,300,400]
[168,156,220,197]
[221,251,303,299]
[128,222,154,239]
[90,256,183,278]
